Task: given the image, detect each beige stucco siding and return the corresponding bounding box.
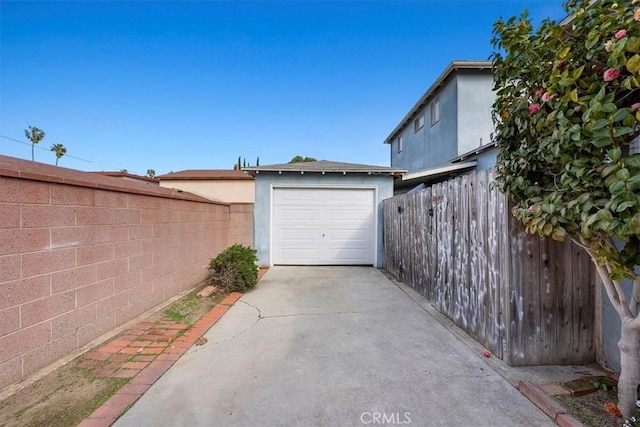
[159,179,255,203]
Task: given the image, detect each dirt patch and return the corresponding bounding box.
[556,389,640,427]
[0,283,225,427]
[0,365,128,427]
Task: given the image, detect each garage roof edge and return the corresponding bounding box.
[243,160,405,177]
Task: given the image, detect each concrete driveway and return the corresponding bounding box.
[115,267,553,427]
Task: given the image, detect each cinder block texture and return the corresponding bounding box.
[0,155,253,390]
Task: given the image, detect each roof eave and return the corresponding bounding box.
[383,61,493,144]
[244,168,405,177]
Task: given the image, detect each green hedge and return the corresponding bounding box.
[208,244,258,292]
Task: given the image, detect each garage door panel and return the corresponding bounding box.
[329,248,369,261]
[279,191,320,202]
[272,188,375,265]
[281,248,319,261]
[279,208,320,221]
[329,228,368,241]
[280,228,319,240]
[329,189,371,201]
[328,208,371,221]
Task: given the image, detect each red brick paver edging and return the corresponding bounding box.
[77,292,244,427]
[518,381,585,427]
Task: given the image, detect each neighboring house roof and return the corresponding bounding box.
[396,161,477,189]
[156,169,253,181]
[90,171,159,184]
[450,141,497,164]
[383,60,493,144]
[243,160,406,177]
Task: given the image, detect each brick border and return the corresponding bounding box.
[77,292,243,427]
[518,381,584,427]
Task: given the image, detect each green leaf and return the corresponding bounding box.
[590,118,609,131]
[596,209,614,221]
[623,113,636,127]
[614,127,633,137]
[616,168,630,181]
[612,108,629,122]
[616,201,635,212]
[626,36,640,53]
[607,148,622,163]
[625,155,640,168]
[626,54,640,74]
[592,137,612,148]
[572,65,585,80]
[601,164,619,178]
[570,89,579,103]
[601,103,617,113]
[609,181,625,194]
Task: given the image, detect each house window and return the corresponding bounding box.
[397,136,403,153]
[431,97,440,125]
[414,114,425,132]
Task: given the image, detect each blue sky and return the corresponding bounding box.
[1,1,565,176]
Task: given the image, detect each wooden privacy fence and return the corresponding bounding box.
[383,169,596,366]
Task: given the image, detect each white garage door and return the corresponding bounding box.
[272,187,375,265]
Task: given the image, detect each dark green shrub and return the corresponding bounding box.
[208,244,258,292]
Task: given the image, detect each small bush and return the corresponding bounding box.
[208,244,258,292]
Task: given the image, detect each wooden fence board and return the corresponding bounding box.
[382,169,596,366]
[475,171,488,347]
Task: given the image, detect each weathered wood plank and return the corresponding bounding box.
[573,243,595,364]
[486,171,502,357]
[427,186,437,301]
[452,177,462,325]
[475,171,488,347]
[496,179,509,361]
[381,169,595,367]
[524,231,542,365]
[539,237,556,364]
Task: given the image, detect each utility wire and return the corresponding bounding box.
[0,134,94,163]
[0,134,144,175]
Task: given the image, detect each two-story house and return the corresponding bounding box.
[384,61,495,191]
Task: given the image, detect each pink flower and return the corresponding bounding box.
[615,29,627,39]
[632,103,640,111]
[605,40,614,52]
[635,9,640,21]
[603,68,621,81]
[541,92,556,102]
[528,104,541,114]
[574,105,582,112]
[528,206,535,213]
[535,89,544,98]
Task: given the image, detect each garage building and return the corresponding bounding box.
[244,161,405,267]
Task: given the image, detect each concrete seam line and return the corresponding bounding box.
[185,302,262,354]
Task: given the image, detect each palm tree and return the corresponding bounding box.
[146,169,156,178]
[50,143,67,166]
[24,126,45,161]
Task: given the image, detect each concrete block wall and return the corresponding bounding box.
[0,156,252,390]
[228,203,254,248]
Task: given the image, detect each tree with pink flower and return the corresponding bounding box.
[492,0,640,419]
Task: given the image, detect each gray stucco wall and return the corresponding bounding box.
[391,77,458,172]
[456,71,496,156]
[252,173,394,268]
[472,147,498,171]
